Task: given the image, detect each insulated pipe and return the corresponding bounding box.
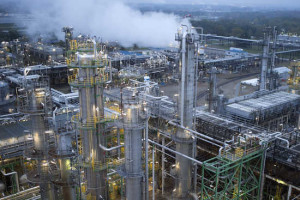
[180,30,187,126]
[192,26,204,44]
[218,147,224,156]
[275,136,289,148]
[99,144,124,151]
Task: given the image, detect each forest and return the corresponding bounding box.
[191,11,300,39]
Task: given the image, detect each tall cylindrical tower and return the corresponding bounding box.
[119,90,147,200]
[51,113,77,200]
[174,30,198,199]
[18,76,55,200]
[260,29,271,91]
[68,40,110,199]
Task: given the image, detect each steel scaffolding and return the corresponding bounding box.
[17,76,55,200]
[201,145,265,200]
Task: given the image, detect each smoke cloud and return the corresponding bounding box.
[6,0,180,47]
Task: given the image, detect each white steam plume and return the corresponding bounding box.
[16,0,181,47]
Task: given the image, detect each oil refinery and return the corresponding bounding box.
[0,10,299,200]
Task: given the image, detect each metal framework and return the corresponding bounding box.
[17,76,55,200]
[201,146,265,200]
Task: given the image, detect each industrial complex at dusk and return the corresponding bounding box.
[0,1,299,199]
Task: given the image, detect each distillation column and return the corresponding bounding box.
[208,67,218,113]
[69,47,109,199]
[174,30,198,199]
[18,77,55,200]
[52,114,77,200]
[120,91,146,200]
[260,30,271,91]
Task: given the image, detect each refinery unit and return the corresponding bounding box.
[0,23,299,200]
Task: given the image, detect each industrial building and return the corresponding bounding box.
[0,23,299,200]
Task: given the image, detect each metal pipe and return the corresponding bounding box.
[192,26,204,44]
[99,143,124,151]
[145,117,149,200]
[0,186,40,200]
[148,139,203,165]
[117,128,121,158]
[108,169,117,176]
[1,170,19,192]
[193,139,197,193]
[194,42,199,117]
[180,30,187,126]
[168,121,225,145]
[161,137,165,196]
[92,37,97,58]
[218,147,224,156]
[260,31,270,91]
[270,27,277,90]
[287,184,292,200]
[189,192,198,200]
[152,145,155,200]
[259,147,268,200]
[275,136,289,148]
[109,59,112,82]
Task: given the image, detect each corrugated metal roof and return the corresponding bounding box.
[226,91,300,119]
[0,120,31,140]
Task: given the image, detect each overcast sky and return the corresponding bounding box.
[1,0,300,9]
[125,0,300,8]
